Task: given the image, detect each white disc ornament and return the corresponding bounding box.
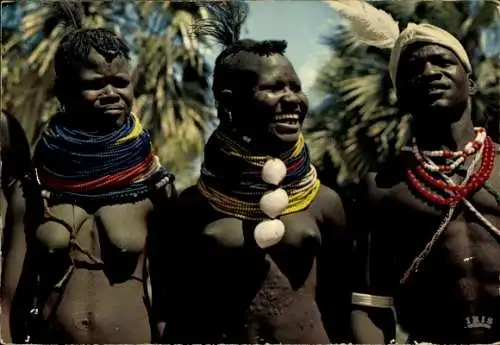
[261,158,287,186]
[259,188,289,218]
[254,219,285,249]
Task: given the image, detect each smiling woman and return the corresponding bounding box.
[214,48,309,152]
[150,2,351,344]
[252,53,308,145]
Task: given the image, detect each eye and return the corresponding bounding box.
[290,82,302,93]
[429,55,454,68]
[438,58,452,67]
[109,76,130,88]
[260,81,285,92]
[82,78,106,90]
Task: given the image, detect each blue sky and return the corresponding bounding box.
[203,0,499,107]
[205,0,339,107]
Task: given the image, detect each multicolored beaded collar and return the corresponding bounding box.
[198,128,320,248]
[34,112,172,206]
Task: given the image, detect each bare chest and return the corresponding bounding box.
[36,199,153,262]
[201,210,321,251]
[371,166,500,281]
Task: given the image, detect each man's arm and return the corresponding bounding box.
[350,197,396,344]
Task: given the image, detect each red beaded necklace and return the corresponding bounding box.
[406,128,495,206]
[400,129,497,284]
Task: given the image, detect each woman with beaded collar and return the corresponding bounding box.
[150,2,350,344]
[332,1,500,343]
[10,4,175,344]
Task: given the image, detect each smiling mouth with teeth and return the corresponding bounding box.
[273,114,300,124]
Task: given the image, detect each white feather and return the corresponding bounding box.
[324,0,400,49]
[491,0,500,15]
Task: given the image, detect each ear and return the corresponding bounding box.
[217,89,234,124]
[468,75,477,96]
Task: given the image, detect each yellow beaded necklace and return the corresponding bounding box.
[198,129,320,221]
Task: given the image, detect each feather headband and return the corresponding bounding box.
[324,0,472,89]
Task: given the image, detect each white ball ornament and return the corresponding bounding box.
[259,188,289,218]
[261,158,287,186]
[254,219,285,249]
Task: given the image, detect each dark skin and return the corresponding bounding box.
[351,43,500,344]
[152,53,351,344]
[13,48,175,344]
[0,111,39,343]
[220,52,308,153]
[59,47,134,129]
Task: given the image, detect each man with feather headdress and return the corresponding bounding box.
[149,1,351,343]
[328,0,500,343]
[0,110,42,343]
[9,2,176,344]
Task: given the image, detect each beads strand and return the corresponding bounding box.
[411,127,486,173]
[401,128,497,284]
[401,139,486,284]
[198,130,320,249]
[407,138,495,205]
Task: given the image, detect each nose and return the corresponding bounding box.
[415,62,442,87]
[99,84,120,104]
[282,87,300,101]
[422,61,441,78]
[280,88,303,112]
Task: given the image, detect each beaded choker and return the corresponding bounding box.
[198,127,320,248]
[34,112,172,206]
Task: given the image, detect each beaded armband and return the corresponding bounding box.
[351,292,393,309]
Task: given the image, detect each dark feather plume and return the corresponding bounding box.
[48,0,85,30]
[192,1,249,48]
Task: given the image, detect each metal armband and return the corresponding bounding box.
[351,292,394,309]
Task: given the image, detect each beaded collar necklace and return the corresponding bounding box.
[198,128,320,249]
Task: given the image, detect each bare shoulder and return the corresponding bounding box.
[177,184,205,210]
[176,184,214,229]
[177,185,238,224]
[315,184,346,230]
[363,156,406,203]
